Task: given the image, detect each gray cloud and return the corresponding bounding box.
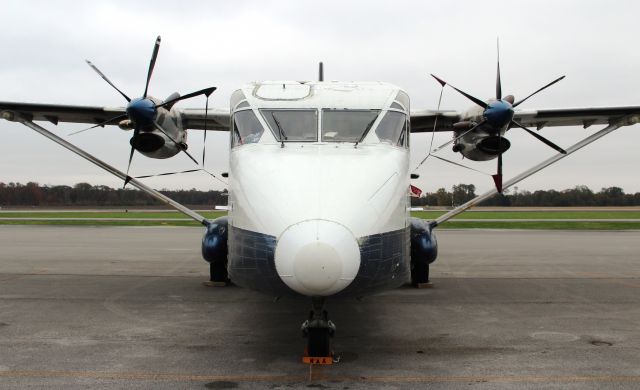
[1,0,639,194]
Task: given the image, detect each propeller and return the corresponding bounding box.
[84,36,217,186]
[431,41,566,193]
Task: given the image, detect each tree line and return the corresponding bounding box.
[0,182,228,207]
[1,182,640,207]
[411,184,640,207]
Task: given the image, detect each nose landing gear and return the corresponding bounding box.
[301,298,335,365]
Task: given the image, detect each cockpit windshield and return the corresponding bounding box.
[261,109,318,142]
[321,109,380,142]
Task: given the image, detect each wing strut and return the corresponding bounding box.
[430,115,640,228]
[6,115,210,227]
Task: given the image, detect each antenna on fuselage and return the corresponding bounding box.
[318,62,324,82]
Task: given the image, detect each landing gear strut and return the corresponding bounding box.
[301,298,335,363]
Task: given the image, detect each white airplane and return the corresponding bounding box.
[2,36,639,361]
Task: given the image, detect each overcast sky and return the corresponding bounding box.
[1,0,639,194]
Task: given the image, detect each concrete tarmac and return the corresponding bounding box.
[1,226,639,389]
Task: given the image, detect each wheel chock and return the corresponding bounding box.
[302,349,333,365]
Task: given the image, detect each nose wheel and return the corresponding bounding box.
[301,298,335,364]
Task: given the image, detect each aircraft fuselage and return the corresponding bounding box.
[225,81,412,297]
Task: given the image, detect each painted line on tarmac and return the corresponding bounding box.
[443,219,640,222]
[0,217,194,221]
[2,218,639,222]
[1,370,640,384]
[0,370,304,382]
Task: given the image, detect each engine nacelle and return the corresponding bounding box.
[202,216,229,283]
[202,216,228,264]
[410,217,438,285]
[453,128,511,161]
[127,97,186,159]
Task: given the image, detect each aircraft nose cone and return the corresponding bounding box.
[126,98,156,126]
[484,100,514,128]
[275,220,361,296]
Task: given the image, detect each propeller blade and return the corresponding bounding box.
[152,122,200,165]
[430,74,488,109]
[155,87,217,109]
[136,168,202,179]
[181,148,199,166]
[86,60,131,102]
[431,154,490,175]
[124,127,139,188]
[511,120,567,154]
[431,74,447,87]
[143,36,161,99]
[136,167,227,185]
[492,149,503,193]
[492,173,503,193]
[68,114,128,136]
[202,95,210,165]
[512,75,565,108]
[432,119,486,153]
[413,80,446,172]
[496,38,502,100]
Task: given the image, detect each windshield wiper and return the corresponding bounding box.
[354,114,379,148]
[271,112,288,148]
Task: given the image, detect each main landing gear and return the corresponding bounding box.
[412,262,433,288]
[203,262,230,287]
[301,297,335,364]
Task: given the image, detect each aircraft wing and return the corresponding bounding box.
[0,102,127,126]
[0,102,231,131]
[409,109,460,132]
[410,106,640,132]
[512,106,640,129]
[178,108,230,131]
[4,102,639,133]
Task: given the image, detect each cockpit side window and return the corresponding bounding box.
[376,111,408,148]
[390,102,404,110]
[321,109,380,142]
[230,90,247,109]
[231,109,264,148]
[394,91,410,112]
[235,101,250,109]
[260,109,318,142]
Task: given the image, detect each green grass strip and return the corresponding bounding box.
[411,211,640,220]
[439,221,640,230]
[0,211,226,219]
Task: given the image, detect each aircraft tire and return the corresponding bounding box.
[307,327,332,358]
[411,262,430,285]
[210,262,229,283]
